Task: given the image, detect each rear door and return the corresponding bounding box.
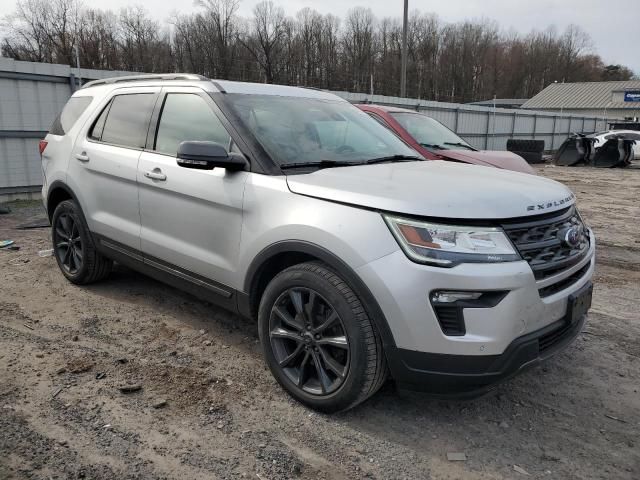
[68,87,159,251]
[137,86,248,289]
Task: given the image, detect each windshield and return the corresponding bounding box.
[391,112,473,150]
[222,94,419,166]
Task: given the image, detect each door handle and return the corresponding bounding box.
[75,153,90,162]
[144,170,167,181]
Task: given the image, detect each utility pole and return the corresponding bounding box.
[400,0,408,98]
[75,45,81,87]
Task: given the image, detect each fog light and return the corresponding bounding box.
[429,290,509,337]
[431,291,483,304]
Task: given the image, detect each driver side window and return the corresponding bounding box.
[154,94,231,155]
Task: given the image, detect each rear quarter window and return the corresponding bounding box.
[49,96,93,136]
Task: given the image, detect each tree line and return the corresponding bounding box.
[2,0,636,103]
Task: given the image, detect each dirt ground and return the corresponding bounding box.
[1,165,639,480]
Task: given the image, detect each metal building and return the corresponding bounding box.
[522,80,640,120]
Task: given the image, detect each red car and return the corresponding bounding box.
[357,104,535,174]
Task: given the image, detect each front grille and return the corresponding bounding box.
[538,262,591,298]
[502,207,589,281]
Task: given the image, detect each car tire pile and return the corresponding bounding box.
[506,139,545,164]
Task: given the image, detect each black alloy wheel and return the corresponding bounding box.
[269,287,350,395]
[53,212,83,274]
[50,199,112,284]
[259,262,388,412]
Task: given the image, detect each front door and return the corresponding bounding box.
[137,87,248,289]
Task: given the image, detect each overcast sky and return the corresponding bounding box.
[2,0,639,73]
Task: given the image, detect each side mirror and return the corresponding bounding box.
[176,141,247,171]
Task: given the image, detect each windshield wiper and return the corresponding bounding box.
[420,142,445,150]
[280,160,359,170]
[444,142,477,151]
[364,154,422,165]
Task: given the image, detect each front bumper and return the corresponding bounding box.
[386,301,588,394]
[356,229,595,392]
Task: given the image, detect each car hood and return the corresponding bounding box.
[286,160,574,220]
[437,149,536,174]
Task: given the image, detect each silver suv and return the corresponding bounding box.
[41,75,595,412]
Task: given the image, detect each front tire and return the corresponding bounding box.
[51,200,112,284]
[258,262,387,412]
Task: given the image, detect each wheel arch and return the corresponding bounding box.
[243,240,397,349]
[46,181,81,221]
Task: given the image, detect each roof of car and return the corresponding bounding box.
[356,104,420,114]
[81,74,344,101]
[214,80,343,100]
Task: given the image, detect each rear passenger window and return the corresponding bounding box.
[98,94,155,148]
[154,94,231,155]
[49,96,93,136]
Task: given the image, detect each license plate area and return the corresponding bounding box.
[566,282,593,325]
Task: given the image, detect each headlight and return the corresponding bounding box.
[383,214,520,267]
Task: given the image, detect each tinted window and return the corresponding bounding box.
[155,94,230,155]
[100,94,156,148]
[49,96,93,136]
[89,101,111,141]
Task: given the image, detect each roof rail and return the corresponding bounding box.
[82,73,209,89]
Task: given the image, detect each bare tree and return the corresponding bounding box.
[2,0,79,64]
[240,1,287,83]
[2,1,636,99]
[343,7,376,92]
[195,0,241,78]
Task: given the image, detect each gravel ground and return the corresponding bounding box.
[1,165,639,480]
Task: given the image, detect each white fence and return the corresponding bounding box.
[0,58,614,196]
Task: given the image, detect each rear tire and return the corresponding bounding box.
[51,200,112,285]
[258,262,387,412]
[506,139,545,153]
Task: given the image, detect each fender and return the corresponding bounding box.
[46,180,85,220]
[243,240,397,349]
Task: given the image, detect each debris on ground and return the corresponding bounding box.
[95,372,106,380]
[0,240,15,249]
[119,384,143,394]
[447,452,467,461]
[513,465,530,475]
[604,414,627,423]
[152,399,167,409]
[15,216,50,229]
[37,248,54,257]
